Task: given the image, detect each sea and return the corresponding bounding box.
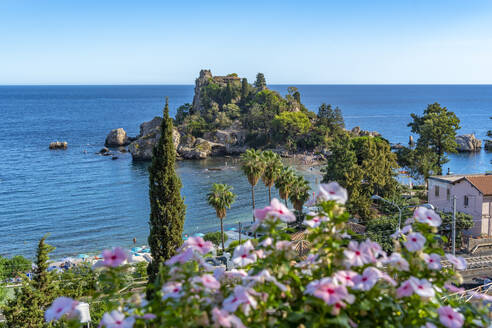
[0,85,491,258]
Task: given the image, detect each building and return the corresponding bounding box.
[427,174,492,236]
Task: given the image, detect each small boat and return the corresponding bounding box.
[207,167,222,171]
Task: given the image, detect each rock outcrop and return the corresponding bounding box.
[350,126,381,138]
[105,128,129,147]
[179,138,225,159]
[484,140,491,151]
[455,134,482,152]
[49,141,68,150]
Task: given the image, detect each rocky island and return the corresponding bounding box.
[106,70,360,161]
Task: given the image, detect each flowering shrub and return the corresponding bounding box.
[46,182,492,327]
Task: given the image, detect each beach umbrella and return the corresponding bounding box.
[194,232,205,237]
[77,254,89,259]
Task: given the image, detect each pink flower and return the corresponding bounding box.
[414,206,442,227]
[193,274,220,290]
[211,307,246,328]
[353,267,381,291]
[100,310,135,328]
[444,282,464,293]
[183,236,213,254]
[437,306,464,328]
[391,225,412,239]
[445,254,467,270]
[260,237,273,247]
[387,252,409,271]
[296,254,319,268]
[409,277,435,298]
[232,240,257,267]
[223,286,258,315]
[101,247,127,267]
[469,292,492,302]
[317,182,348,204]
[275,241,292,251]
[165,247,195,265]
[344,241,373,267]
[305,277,352,305]
[253,198,296,223]
[362,239,386,261]
[333,270,358,287]
[422,253,442,270]
[396,279,414,298]
[303,215,328,228]
[246,269,288,292]
[161,282,183,300]
[422,323,437,328]
[45,297,78,322]
[403,232,426,252]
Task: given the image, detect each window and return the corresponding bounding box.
[447,188,450,201]
[464,195,469,207]
[435,186,440,197]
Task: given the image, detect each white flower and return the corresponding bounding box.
[422,253,442,270]
[303,215,329,228]
[409,277,435,298]
[414,206,442,227]
[403,232,426,252]
[223,286,258,315]
[232,240,257,267]
[387,252,409,271]
[161,282,183,300]
[100,310,135,328]
[445,254,467,270]
[317,182,348,204]
[343,241,373,267]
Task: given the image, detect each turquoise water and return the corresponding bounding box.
[0,85,490,258]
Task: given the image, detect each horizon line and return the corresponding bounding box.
[2,83,492,87]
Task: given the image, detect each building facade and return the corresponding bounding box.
[427,174,492,236]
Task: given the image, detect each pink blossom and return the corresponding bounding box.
[422,253,442,270]
[396,279,414,298]
[101,247,127,267]
[469,292,492,302]
[211,307,246,328]
[260,237,273,247]
[445,254,467,270]
[193,274,220,290]
[403,232,426,252]
[305,277,352,305]
[253,198,296,223]
[246,269,288,292]
[232,240,257,267]
[388,252,409,271]
[275,241,292,251]
[333,270,358,287]
[316,182,348,204]
[353,267,381,291]
[409,277,435,298]
[100,310,135,328]
[344,241,373,267]
[444,282,464,293]
[437,306,464,328]
[223,286,257,315]
[414,206,442,227]
[45,297,78,322]
[303,215,328,228]
[422,323,437,328]
[161,282,183,300]
[362,239,386,261]
[183,236,213,254]
[165,247,195,265]
[391,225,413,239]
[296,254,319,268]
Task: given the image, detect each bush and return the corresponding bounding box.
[203,232,228,247]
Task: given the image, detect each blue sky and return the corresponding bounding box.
[1,0,492,84]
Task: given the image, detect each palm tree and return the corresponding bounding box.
[275,166,296,206]
[260,150,283,202]
[289,175,311,213]
[207,183,236,252]
[241,149,265,223]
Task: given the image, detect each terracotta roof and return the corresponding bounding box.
[465,175,492,196]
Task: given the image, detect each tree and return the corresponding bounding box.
[272,111,311,142]
[3,235,58,328]
[260,151,283,202]
[241,78,250,103]
[317,103,345,130]
[206,183,237,252]
[396,146,439,182]
[241,149,265,224]
[438,211,473,248]
[323,134,399,220]
[289,175,311,214]
[147,98,186,285]
[254,73,267,90]
[408,103,461,175]
[275,166,296,206]
[365,216,399,252]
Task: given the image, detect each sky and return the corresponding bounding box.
[1,0,492,84]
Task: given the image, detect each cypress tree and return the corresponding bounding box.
[241,78,249,101]
[3,234,58,327]
[147,98,186,285]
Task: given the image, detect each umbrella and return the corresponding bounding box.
[194,233,205,237]
[77,254,89,259]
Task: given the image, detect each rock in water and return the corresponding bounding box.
[455,134,482,152]
[49,141,68,150]
[484,140,492,151]
[105,128,129,147]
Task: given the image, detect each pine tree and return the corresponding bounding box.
[147,98,186,285]
[3,235,58,328]
[254,73,267,90]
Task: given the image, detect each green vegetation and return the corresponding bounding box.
[260,151,283,202]
[289,175,311,215]
[147,98,186,285]
[323,134,399,220]
[0,255,31,281]
[206,183,237,252]
[3,235,58,328]
[274,166,296,206]
[438,211,473,248]
[241,149,265,223]
[203,231,229,247]
[175,72,346,152]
